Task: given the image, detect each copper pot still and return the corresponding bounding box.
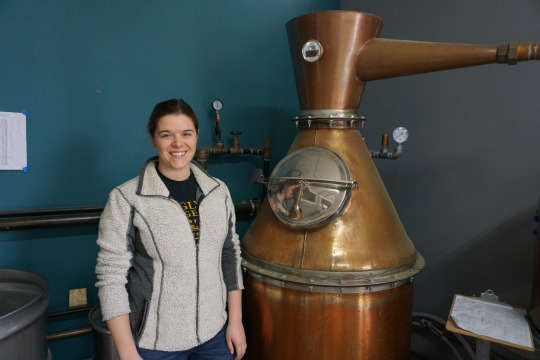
[241,10,538,360]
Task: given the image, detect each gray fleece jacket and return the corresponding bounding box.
[95,157,243,351]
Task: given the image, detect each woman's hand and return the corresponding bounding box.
[119,352,143,360]
[107,314,143,360]
[226,290,246,359]
[226,320,247,359]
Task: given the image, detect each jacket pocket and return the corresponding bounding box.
[135,300,149,338]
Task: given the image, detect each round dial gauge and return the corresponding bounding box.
[212,99,223,111]
[392,127,409,143]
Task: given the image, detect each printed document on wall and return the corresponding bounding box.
[0,111,27,171]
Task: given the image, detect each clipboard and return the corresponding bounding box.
[446,294,535,352]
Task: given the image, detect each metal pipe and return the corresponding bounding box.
[46,327,93,342]
[234,199,260,216]
[389,144,403,159]
[0,201,260,231]
[47,306,92,318]
[195,146,269,162]
[371,144,403,159]
[194,138,271,200]
[262,160,270,199]
[0,206,103,218]
[0,212,103,230]
[370,135,404,159]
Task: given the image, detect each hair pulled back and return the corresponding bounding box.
[148,98,199,136]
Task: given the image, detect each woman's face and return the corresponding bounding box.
[150,113,198,181]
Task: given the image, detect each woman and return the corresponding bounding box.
[95,98,246,360]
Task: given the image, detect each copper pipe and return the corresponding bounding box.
[46,327,93,341]
[356,39,539,81]
[380,134,390,157]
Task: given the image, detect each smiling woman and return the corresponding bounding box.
[150,113,198,181]
[95,98,247,360]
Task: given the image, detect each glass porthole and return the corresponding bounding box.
[265,147,356,229]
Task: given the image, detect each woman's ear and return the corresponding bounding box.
[149,133,156,148]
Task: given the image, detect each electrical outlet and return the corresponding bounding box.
[69,288,87,308]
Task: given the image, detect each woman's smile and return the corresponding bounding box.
[150,113,198,181]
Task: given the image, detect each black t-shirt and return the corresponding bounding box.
[156,167,200,243]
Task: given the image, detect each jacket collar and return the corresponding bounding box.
[136,156,220,197]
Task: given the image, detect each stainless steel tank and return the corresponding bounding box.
[0,269,50,360]
[241,10,538,359]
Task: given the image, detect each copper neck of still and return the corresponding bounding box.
[286,10,539,113]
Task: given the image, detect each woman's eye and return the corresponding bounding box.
[161,134,171,138]
[183,133,192,137]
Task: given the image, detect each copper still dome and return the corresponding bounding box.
[241,10,538,359]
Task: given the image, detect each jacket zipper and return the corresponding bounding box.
[169,195,206,345]
[162,185,216,345]
[190,186,213,344]
[195,241,201,344]
[191,187,209,345]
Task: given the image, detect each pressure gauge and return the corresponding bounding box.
[212,99,223,111]
[392,127,409,143]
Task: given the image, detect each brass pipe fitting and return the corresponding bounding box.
[194,146,213,161]
[263,138,271,161]
[370,135,403,160]
[194,146,214,170]
[389,144,403,159]
[230,131,242,155]
[213,145,229,156]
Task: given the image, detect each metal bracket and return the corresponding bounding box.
[475,289,504,360]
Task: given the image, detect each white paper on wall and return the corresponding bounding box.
[0,111,28,171]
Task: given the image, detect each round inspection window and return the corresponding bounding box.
[266,147,356,229]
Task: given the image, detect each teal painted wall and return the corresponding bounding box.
[0,1,339,359]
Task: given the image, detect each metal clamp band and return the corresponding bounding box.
[241,250,425,292]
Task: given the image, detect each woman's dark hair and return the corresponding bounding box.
[148,98,199,136]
